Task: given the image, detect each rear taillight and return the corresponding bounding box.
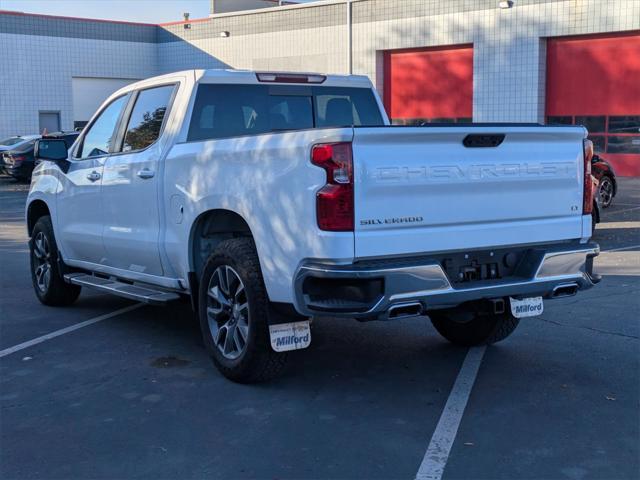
[5,155,25,166]
[311,142,354,231]
[583,139,594,214]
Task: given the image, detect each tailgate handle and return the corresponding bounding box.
[463,134,505,148]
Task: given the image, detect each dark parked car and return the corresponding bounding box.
[591,174,601,234]
[2,131,79,181]
[0,135,40,175]
[1,138,39,181]
[591,154,617,208]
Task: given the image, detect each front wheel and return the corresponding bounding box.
[29,216,81,306]
[429,307,520,346]
[198,237,288,383]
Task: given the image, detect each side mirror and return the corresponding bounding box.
[34,139,68,161]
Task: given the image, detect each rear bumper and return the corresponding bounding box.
[5,162,33,179]
[293,242,600,319]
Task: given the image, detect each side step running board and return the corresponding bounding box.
[64,273,181,305]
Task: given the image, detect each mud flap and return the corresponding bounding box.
[269,320,311,352]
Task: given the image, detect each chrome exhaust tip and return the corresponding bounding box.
[388,302,424,319]
[552,283,579,298]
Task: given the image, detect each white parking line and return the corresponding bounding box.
[0,303,143,359]
[416,346,487,480]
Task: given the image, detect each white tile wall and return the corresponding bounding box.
[350,0,640,122]
[1,0,639,137]
[156,0,640,123]
[157,25,349,75]
[0,33,156,138]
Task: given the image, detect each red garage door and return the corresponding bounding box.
[546,32,640,176]
[384,45,473,125]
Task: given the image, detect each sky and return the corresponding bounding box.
[0,0,315,24]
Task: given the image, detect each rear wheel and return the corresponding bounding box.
[198,237,288,383]
[429,306,519,346]
[598,175,614,208]
[29,216,81,306]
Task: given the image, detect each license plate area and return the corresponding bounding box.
[440,247,530,285]
[510,296,544,318]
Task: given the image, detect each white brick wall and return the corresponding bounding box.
[157,24,349,74]
[0,33,156,138]
[351,0,640,122]
[159,0,640,123]
[0,0,639,137]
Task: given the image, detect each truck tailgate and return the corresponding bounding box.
[352,126,587,259]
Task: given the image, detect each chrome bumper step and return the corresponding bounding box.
[64,273,181,305]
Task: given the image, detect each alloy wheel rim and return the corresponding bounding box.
[599,177,613,207]
[33,231,52,293]
[206,265,250,360]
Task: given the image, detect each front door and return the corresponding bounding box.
[56,95,129,264]
[100,84,176,277]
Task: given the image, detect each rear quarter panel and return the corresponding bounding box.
[162,128,355,303]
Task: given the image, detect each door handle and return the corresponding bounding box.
[86,171,101,182]
[136,168,155,179]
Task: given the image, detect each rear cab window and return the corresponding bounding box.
[187,84,384,142]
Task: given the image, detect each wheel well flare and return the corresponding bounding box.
[190,210,253,277]
[27,200,50,236]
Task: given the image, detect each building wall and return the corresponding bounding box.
[159,0,640,123]
[210,0,298,14]
[0,13,157,138]
[0,0,639,138]
[158,2,348,74]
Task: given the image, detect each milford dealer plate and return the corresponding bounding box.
[510,296,544,318]
[269,320,311,352]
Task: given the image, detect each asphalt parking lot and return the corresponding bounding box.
[1,175,638,480]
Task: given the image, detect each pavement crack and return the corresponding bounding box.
[537,317,639,340]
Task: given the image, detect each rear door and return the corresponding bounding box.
[352,126,587,259]
[100,84,177,277]
[56,94,129,264]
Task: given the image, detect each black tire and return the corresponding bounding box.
[429,307,519,346]
[198,237,288,383]
[29,216,81,306]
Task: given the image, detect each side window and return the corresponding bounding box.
[122,85,175,152]
[78,95,127,158]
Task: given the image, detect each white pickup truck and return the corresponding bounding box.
[28,69,600,382]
